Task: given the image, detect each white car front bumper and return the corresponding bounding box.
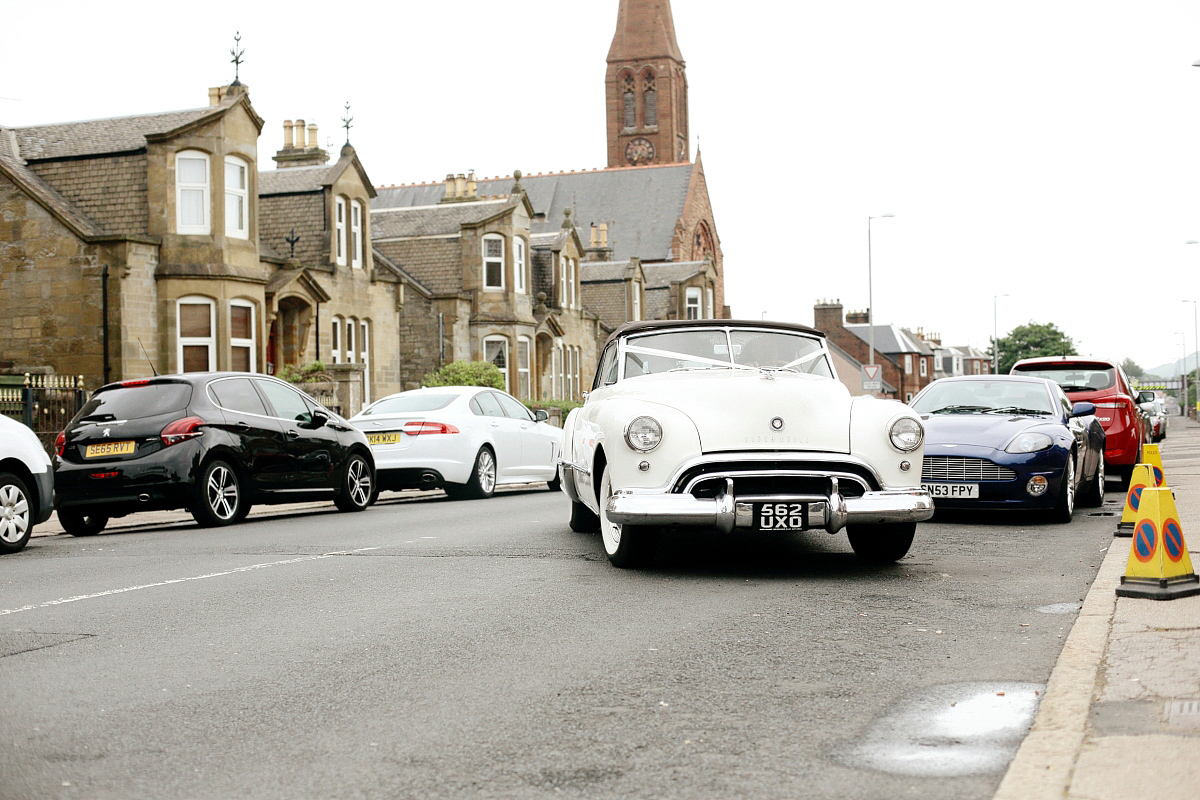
[605,477,933,534]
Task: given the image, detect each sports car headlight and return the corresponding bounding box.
[1005,432,1053,454]
[625,416,663,452]
[888,417,924,452]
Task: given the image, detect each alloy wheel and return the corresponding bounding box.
[0,483,29,544]
[347,458,372,507]
[477,450,496,494]
[206,465,239,521]
[1065,457,1075,516]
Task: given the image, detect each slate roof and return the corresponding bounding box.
[371,198,516,239]
[9,107,218,160]
[580,260,637,283]
[375,162,694,262]
[642,260,707,289]
[0,130,105,237]
[529,230,568,250]
[258,165,341,195]
[844,323,925,355]
[371,248,432,297]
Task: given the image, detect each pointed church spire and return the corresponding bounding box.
[607,0,684,63]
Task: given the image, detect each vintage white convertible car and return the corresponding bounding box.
[559,320,934,567]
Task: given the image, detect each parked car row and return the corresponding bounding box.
[0,375,563,554]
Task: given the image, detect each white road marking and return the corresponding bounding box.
[0,548,380,616]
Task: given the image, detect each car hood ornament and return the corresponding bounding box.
[770,417,784,431]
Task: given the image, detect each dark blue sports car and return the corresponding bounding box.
[909,375,1106,522]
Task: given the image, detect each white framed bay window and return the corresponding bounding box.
[176,151,210,234]
[177,296,216,373]
[331,315,343,364]
[224,156,249,239]
[230,300,256,372]
[517,336,531,400]
[335,196,347,266]
[483,234,505,290]
[514,238,527,294]
[484,336,509,392]
[686,287,701,320]
[351,200,364,269]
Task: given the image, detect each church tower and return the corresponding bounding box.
[605,0,689,168]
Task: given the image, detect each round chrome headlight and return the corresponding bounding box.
[889,416,924,452]
[1006,432,1054,454]
[625,416,663,452]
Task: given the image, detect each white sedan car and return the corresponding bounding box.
[560,320,934,567]
[0,414,55,554]
[349,386,562,499]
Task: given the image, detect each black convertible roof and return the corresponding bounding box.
[606,319,825,347]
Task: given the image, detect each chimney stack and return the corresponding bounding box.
[271,116,330,168]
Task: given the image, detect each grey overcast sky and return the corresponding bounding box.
[3,1,1200,374]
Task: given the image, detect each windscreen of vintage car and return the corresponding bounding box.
[910,381,1055,416]
[621,329,833,379]
[1010,364,1115,393]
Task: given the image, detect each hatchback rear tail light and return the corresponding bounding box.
[54,431,66,457]
[120,379,152,387]
[161,416,206,446]
[402,421,460,436]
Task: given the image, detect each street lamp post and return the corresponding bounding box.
[1185,298,1198,418]
[993,294,1009,374]
[867,214,895,367]
[1178,333,1189,418]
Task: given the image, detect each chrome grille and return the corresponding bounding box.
[922,456,1016,482]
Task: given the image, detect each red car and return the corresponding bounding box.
[1010,356,1143,484]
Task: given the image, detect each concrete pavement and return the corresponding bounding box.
[995,415,1200,800]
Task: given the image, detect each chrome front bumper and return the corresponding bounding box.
[605,477,933,534]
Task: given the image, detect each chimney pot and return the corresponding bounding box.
[455,173,466,197]
[283,120,294,149]
[599,223,609,247]
[590,224,599,247]
[466,170,477,198]
[307,123,318,148]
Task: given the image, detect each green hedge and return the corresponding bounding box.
[422,360,505,389]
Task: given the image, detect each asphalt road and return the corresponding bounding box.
[0,485,1122,800]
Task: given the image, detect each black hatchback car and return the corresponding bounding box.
[54,373,375,535]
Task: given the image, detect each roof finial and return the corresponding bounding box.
[285,228,300,258]
[229,32,244,85]
[341,101,353,145]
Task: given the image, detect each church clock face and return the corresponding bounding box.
[625,137,655,166]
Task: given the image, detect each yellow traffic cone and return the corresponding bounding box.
[1115,464,1158,537]
[1141,444,1167,489]
[1116,487,1200,600]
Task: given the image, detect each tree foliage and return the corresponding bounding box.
[1120,358,1144,379]
[989,322,1077,374]
[422,360,505,389]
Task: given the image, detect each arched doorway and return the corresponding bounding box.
[271,296,313,371]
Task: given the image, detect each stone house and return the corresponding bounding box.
[370,174,604,403]
[0,84,402,414]
[814,300,937,401]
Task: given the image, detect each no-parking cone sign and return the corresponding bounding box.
[1116,464,1159,537]
[1116,486,1200,600]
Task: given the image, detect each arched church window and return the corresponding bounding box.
[621,72,636,129]
[642,70,657,128]
[693,222,713,259]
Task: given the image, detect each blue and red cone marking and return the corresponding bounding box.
[1135,520,1157,562]
[1130,485,1145,511]
[1163,519,1184,562]
[1152,467,1164,487]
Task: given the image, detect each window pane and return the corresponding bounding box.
[256,379,312,423]
[473,390,505,418]
[623,92,635,128]
[179,303,211,337]
[182,345,210,373]
[485,340,507,370]
[496,392,532,421]
[231,346,251,373]
[486,261,502,287]
[225,161,245,190]
[178,157,207,185]
[180,189,206,226]
[485,239,503,258]
[231,305,252,339]
[644,90,657,127]
[210,377,266,414]
[225,193,244,232]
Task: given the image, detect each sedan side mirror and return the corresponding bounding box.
[533,409,549,422]
[1138,401,1156,414]
[308,409,330,428]
[1070,401,1096,418]
[1136,390,1156,404]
